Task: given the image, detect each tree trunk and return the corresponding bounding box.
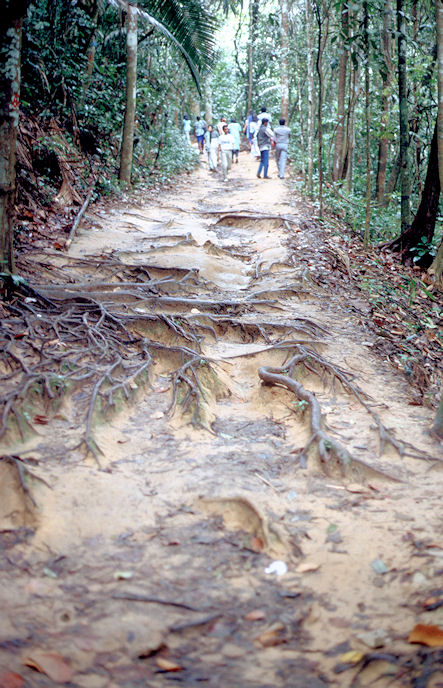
[247,0,259,115]
[332,1,348,182]
[81,1,101,102]
[306,0,315,194]
[375,0,393,203]
[432,391,443,439]
[119,4,138,185]
[314,0,329,217]
[204,74,213,125]
[295,50,306,177]
[382,150,401,205]
[0,1,27,275]
[429,238,443,283]
[430,0,443,284]
[280,0,290,121]
[384,121,439,267]
[397,0,410,232]
[437,0,443,186]
[343,51,358,192]
[363,0,371,247]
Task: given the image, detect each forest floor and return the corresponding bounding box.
[1,149,443,688]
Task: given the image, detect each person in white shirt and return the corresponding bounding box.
[218,125,235,181]
[257,106,272,125]
[204,124,219,171]
[256,118,274,178]
[249,115,260,158]
[273,118,291,178]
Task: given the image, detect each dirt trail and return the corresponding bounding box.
[1,150,442,687]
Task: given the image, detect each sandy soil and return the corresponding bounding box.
[1,149,442,687]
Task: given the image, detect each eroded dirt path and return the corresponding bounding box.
[1,151,442,687]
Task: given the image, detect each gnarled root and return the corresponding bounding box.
[258,354,403,480]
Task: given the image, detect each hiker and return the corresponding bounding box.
[194,116,207,153]
[228,118,241,164]
[249,114,260,158]
[216,116,227,135]
[218,124,235,181]
[204,124,219,171]
[257,106,272,125]
[243,110,255,148]
[273,118,291,178]
[256,118,274,179]
[183,115,191,145]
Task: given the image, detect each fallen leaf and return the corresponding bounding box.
[408,624,443,647]
[0,672,25,688]
[155,657,183,672]
[245,609,266,621]
[23,651,72,683]
[250,536,264,551]
[256,622,286,647]
[295,562,320,573]
[338,650,364,664]
[33,415,48,425]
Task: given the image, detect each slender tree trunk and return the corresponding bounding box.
[382,150,401,205]
[314,0,329,217]
[332,1,349,182]
[432,391,443,439]
[375,0,392,203]
[280,0,290,121]
[247,0,259,115]
[295,50,306,177]
[363,0,371,247]
[119,4,138,185]
[436,0,443,186]
[81,1,101,103]
[204,74,213,125]
[344,52,358,192]
[397,0,410,232]
[411,0,422,194]
[0,1,27,274]
[430,0,443,283]
[306,0,315,194]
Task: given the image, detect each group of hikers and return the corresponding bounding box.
[182,107,291,183]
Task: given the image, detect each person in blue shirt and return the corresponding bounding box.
[194,116,207,154]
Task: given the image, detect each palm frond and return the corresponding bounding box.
[106,0,218,93]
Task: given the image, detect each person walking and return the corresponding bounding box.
[249,114,260,158]
[273,118,291,178]
[216,116,227,135]
[256,118,274,179]
[194,116,207,153]
[243,110,255,149]
[228,118,241,164]
[204,124,219,171]
[183,115,191,145]
[257,106,272,125]
[218,124,235,181]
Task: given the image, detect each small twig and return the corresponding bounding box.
[111,592,202,612]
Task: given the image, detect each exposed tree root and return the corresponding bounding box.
[258,348,440,477]
[0,455,51,507]
[258,355,393,478]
